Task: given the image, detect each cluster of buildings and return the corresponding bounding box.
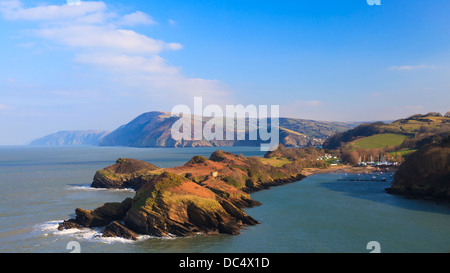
[317,154,342,166]
[316,153,400,167]
[317,153,337,160]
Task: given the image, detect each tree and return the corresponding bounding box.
[395,153,403,163]
[427,112,442,117]
[341,151,359,165]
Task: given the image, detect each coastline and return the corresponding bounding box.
[59,148,401,239]
[301,165,397,177]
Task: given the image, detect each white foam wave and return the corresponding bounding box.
[34,220,99,239]
[34,220,63,232]
[67,184,135,193]
[34,220,160,244]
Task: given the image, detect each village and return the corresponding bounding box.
[317,153,400,167]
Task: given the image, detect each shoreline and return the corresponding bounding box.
[60,150,400,239]
[301,165,397,177]
[242,165,397,195]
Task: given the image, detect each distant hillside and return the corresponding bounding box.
[98,111,357,148]
[30,130,110,146]
[323,113,450,150]
[322,112,450,165]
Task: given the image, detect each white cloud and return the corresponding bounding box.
[118,11,156,26]
[0,0,107,21]
[75,53,180,75]
[0,0,230,104]
[35,25,180,54]
[389,64,437,71]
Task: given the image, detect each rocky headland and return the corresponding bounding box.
[59,145,330,239]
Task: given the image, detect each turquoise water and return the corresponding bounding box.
[0,146,449,253]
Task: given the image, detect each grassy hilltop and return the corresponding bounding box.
[323,112,450,164]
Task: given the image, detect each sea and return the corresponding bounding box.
[0,145,449,253]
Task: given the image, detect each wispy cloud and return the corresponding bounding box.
[35,25,181,54]
[118,11,156,26]
[280,99,325,119]
[389,64,437,71]
[0,0,108,21]
[0,104,11,110]
[168,19,176,26]
[403,105,424,110]
[0,0,232,105]
[75,53,180,75]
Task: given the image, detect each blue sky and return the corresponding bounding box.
[0,0,449,144]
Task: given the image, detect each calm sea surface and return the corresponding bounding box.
[0,146,449,253]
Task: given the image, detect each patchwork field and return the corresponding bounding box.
[351,133,409,149]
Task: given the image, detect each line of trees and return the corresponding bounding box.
[340,147,403,166]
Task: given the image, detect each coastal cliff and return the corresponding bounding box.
[30,130,110,146]
[386,136,450,202]
[60,145,329,238]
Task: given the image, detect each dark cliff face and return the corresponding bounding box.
[61,146,328,239]
[386,136,450,201]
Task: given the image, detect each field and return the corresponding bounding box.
[260,157,291,167]
[388,148,417,157]
[351,133,409,149]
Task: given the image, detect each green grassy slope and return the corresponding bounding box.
[351,133,410,149]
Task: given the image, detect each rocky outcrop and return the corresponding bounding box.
[60,198,132,229]
[122,172,260,237]
[62,146,327,240]
[91,158,159,190]
[58,219,82,231]
[100,221,138,241]
[61,171,260,238]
